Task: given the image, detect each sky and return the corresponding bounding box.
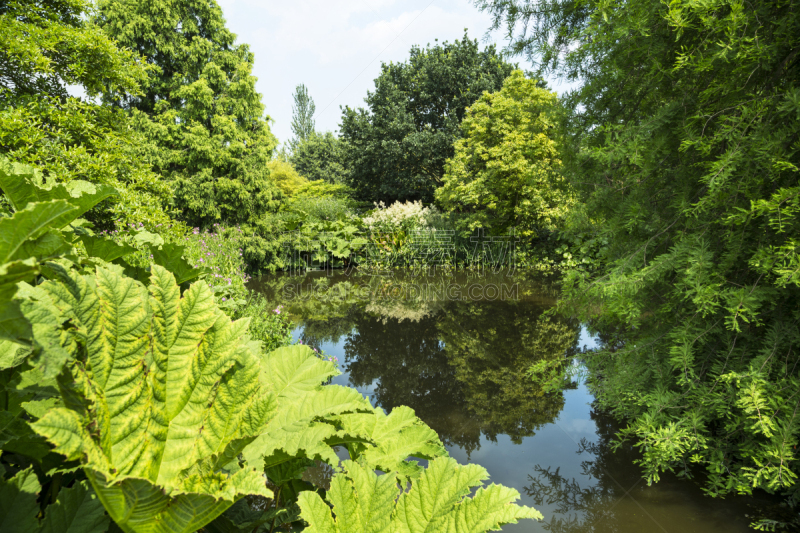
[214,0,544,147]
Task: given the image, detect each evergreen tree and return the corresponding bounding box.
[95,0,281,227]
[289,83,315,152]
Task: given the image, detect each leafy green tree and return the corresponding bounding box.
[477,0,800,503]
[437,70,572,237]
[289,83,315,153]
[291,131,348,183]
[0,0,146,102]
[267,159,309,196]
[0,0,176,231]
[340,33,515,203]
[95,0,282,227]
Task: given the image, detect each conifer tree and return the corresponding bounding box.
[95,0,281,226]
[289,83,315,153]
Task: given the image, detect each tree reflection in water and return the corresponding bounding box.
[252,271,581,456]
[523,409,786,533]
[524,410,644,533]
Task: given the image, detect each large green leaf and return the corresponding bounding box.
[333,406,445,479]
[30,266,275,533]
[39,480,110,533]
[243,346,373,468]
[0,467,41,533]
[78,235,135,262]
[0,162,116,225]
[150,243,206,285]
[0,340,26,369]
[243,346,445,477]
[0,201,76,264]
[0,258,39,343]
[297,457,542,533]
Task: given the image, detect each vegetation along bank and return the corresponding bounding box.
[0,0,798,531]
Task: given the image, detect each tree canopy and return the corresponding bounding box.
[0,0,147,102]
[95,0,282,227]
[0,0,176,230]
[291,131,348,184]
[340,33,515,204]
[477,0,800,498]
[437,70,572,237]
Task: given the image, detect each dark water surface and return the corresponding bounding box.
[251,271,777,533]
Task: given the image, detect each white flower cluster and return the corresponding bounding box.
[362,200,441,233]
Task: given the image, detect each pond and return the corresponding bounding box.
[250,270,777,532]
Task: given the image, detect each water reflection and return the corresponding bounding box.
[250,271,770,532]
[252,271,579,455]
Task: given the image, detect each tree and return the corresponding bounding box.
[437,70,572,237]
[266,159,309,196]
[340,33,515,204]
[95,0,282,227]
[289,83,315,152]
[0,0,146,103]
[476,0,800,505]
[0,0,176,231]
[290,131,348,183]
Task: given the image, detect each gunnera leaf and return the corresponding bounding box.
[242,345,446,477]
[0,466,41,533]
[0,161,117,225]
[31,266,275,533]
[297,457,543,533]
[243,345,373,468]
[39,480,110,533]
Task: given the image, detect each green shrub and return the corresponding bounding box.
[283,195,357,222]
[233,293,293,353]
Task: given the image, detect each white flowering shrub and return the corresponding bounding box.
[362,200,442,234]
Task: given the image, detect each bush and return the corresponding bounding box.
[233,293,293,352]
[283,195,357,222]
[362,200,442,235]
[267,159,309,196]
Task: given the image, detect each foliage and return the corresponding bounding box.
[96,0,283,227]
[266,159,310,196]
[0,0,175,232]
[0,98,178,232]
[294,180,356,200]
[477,0,800,504]
[289,84,315,153]
[0,164,216,532]
[284,196,357,223]
[232,294,292,353]
[0,0,147,102]
[298,456,542,532]
[437,71,572,237]
[29,266,273,533]
[0,162,205,342]
[340,32,515,204]
[0,472,109,533]
[291,131,349,184]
